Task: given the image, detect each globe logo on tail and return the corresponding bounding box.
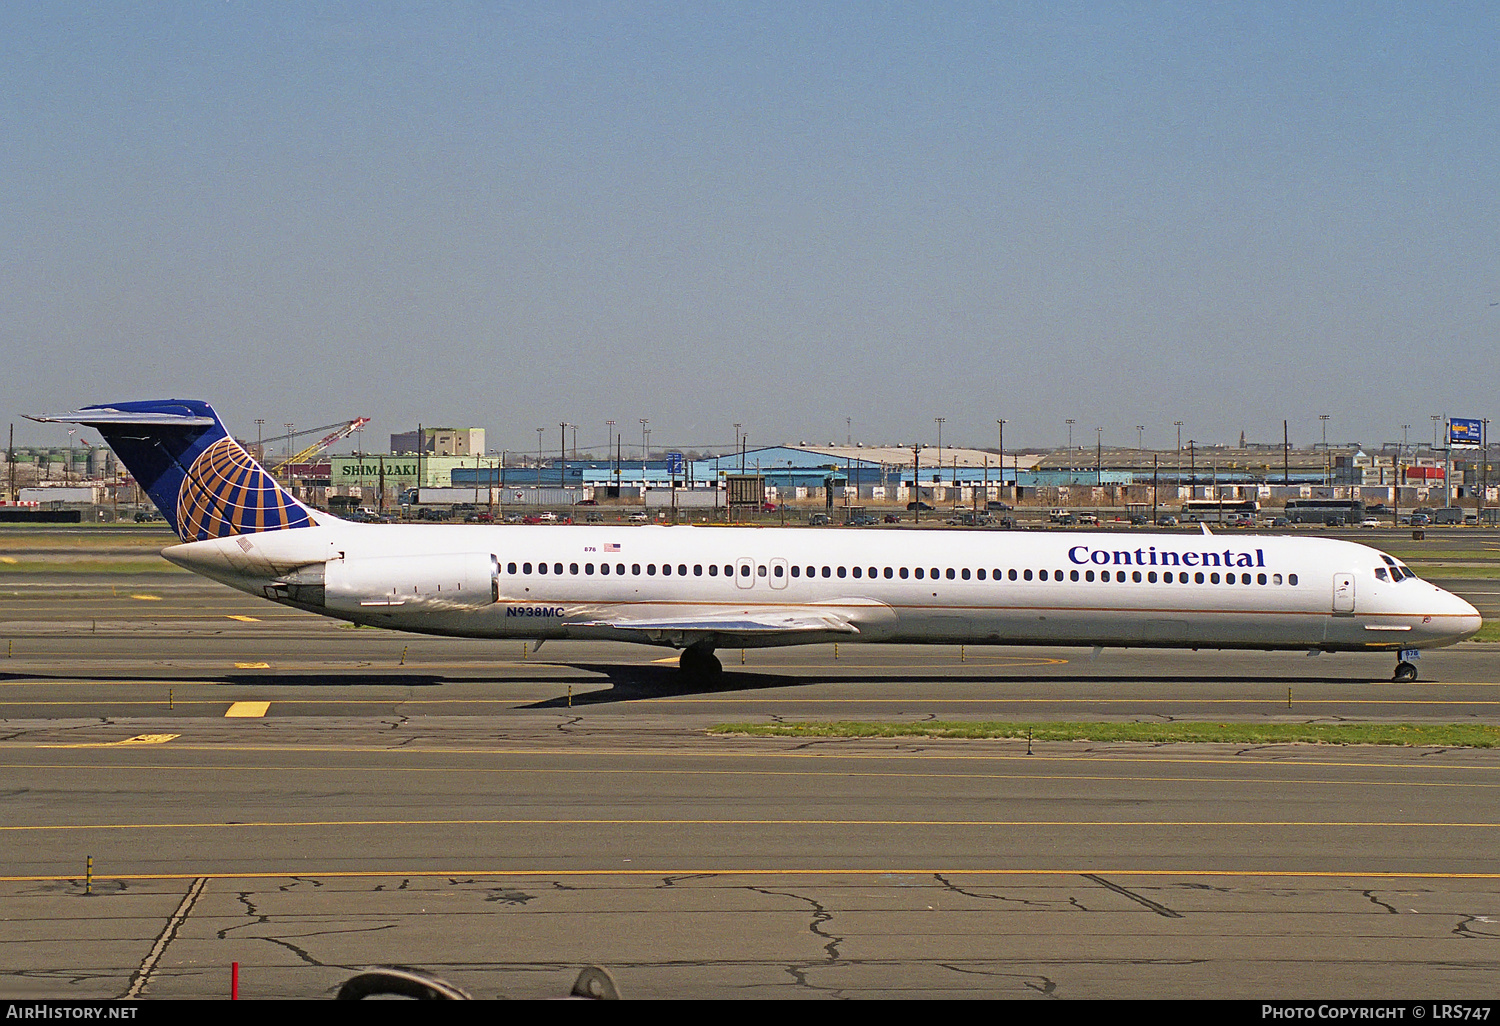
[176,437,318,539]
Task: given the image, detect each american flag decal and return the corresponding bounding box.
[604,542,621,552]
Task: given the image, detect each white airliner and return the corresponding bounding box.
[30,401,1481,682]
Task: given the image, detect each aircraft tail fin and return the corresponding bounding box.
[26,400,321,541]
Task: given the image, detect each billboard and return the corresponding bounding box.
[1449,418,1484,448]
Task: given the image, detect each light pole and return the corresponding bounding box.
[535,428,543,488]
[1319,414,1330,487]
[1066,418,1075,450]
[997,419,1005,500]
[1432,415,1442,451]
[1174,421,1183,451]
[1136,425,1144,450]
[1095,427,1102,487]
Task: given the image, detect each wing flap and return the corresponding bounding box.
[573,611,859,645]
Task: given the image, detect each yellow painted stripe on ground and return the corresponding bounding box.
[129,594,162,601]
[225,701,269,717]
[226,615,260,622]
[4,867,1500,884]
[233,662,269,669]
[2,817,1496,833]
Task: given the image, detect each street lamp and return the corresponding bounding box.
[997,419,1005,499]
[1174,421,1183,451]
[1319,414,1331,487]
[1066,419,1075,450]
[535,427,544,488]
[1136,425,1144,450]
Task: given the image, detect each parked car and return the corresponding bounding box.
[906,501,934,511]
[133,509,163,522]
[1076,513,1099,526]
[808,513,830,525]
[987,501,1014,512]
[537,511,558,522]
[846,514,879,526]
[1156,515,1178,527]
[1269,516,1290,527]
[1409,514,1430,526]
[626,511,649,522]
[883,513,902,524]
[1359,517,1381,528]
[1129,514,1149,525]
[463,512,495,523]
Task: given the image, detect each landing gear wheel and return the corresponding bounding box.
[679,646,723,681]
[1393,661,1418,683]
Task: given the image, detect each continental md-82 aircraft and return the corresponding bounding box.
[31,400,1481,682]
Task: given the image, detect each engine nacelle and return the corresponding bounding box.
[267,552,499,612]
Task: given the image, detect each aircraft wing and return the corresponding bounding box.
[573,610,860,646]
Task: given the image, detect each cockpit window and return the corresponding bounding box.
[1375,567,1388,581]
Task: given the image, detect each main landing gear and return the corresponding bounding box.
[679,643,723,681]
[1393,660,1419,683]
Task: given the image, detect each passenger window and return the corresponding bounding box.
[616,564,625,575]
[694,565,703,576]
[885,567,894,579]
[1288,573,1298,586]
[741,564,751,577]
[900,567,909,579]
[507,562,517,574]
[538,562,548,575]
[679,565,687,576]
[1008,569,1017,581]
[1023,569,1033,581]
[523,562,532,574]
[1039,570,1048,581]
[724,565,733,576]
[709,564,718,576]
[1085,570,1095,582]
[837,566,846,578]
[553,563,562,575]
[1132,571,1141,583]
[1147,571,1156,583]
[1195,572,1205,584]
[977,569,986,580]
[1257,573,1267,585]
[852,567,862,578]
[946,568,956,580]
[647,564,656,575]
[961,568,970,580]
[585,563,593,575]
[632,564,641,575]
[601,563,610,575]
[757,565,767,577]
[869,567,877,578]
[915,568,925,580]
[821,566,831,578]
[1273,574,1283,585]
[774,565,784,577]
[662,564,672,576]
[570,563,579,575]
[791,566,800,578]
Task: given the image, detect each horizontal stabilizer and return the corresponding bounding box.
[27,406,216,427]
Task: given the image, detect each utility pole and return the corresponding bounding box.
[910,443,924,523]
[997,419,1005,501]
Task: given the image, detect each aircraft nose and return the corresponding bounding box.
[1441,589,1482,641]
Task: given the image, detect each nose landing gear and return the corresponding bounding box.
[1393,660,1418,682]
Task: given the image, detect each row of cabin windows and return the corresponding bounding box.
[502,561,1299,587]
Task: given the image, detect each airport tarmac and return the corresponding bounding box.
[3,528,1500,1000]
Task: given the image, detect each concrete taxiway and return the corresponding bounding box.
[2,528,1499,999]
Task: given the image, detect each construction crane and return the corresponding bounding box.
[270,418,371,475]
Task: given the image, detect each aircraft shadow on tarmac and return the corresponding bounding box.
[0,666,1409,706]
[517,663,1400,708]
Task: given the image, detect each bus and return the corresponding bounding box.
[1179,499,1260,525]
[1283,498,1365,525]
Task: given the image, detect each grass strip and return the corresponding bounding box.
[712,721,1500,747]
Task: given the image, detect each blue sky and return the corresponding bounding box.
[3,2,1497,455]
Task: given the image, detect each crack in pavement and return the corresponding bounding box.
[121,876,206,999]
[1082,873,1183,918]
